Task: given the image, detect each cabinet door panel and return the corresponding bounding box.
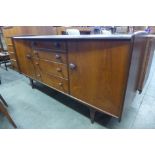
[14,40,36,79]
[68,40,131,117]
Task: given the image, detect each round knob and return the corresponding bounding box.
[55,54,61,59]
[34,51,38,55]
[58,82,63,87]
[37,74,41,77]
[26,54,31,59]
[35,62,39,65]
[56,67,62,72]
[69,63,76,70]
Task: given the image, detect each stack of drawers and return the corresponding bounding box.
[31,41,69,93]
[2,27,19,71]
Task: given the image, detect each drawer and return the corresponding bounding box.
[10,59,18,70]
[41,72,69,93]
[5,38,13,45]
[7,45,14,53]
[33,49,67,64]
[33,59,68,79]
[9,52,16,60]
[32,41,66,52]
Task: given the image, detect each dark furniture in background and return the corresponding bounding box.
[0,52,10,70]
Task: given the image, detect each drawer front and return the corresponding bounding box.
[41,72,69,93]
[9,52,16,60]
[33,59,68,79]
[33,49,67,64]
[32,41,66,52]
[7,45,14,53]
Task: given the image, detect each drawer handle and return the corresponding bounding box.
[56,67,62,72]
[26,54,31,59]
[35,62,39,65]
[34,51,38,55]
[58,82,63,87]
[69,63,76,70]
[55,54,61,59]
[37,74,41,77]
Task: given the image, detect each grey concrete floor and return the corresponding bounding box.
[0,53,155,128]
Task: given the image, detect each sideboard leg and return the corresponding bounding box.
[29,78,34,89]
[138,90,142,94]
[4,62,8,71]
[118,116,122,122]
[89,108,96,123]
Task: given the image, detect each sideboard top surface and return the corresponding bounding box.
[12,34,134,40]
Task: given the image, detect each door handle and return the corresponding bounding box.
[69,63,76,70]
[26,54,31,59]
[55,54,61,59]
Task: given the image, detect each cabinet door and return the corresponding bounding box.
[68,40,131,117]
[14,40,36,79]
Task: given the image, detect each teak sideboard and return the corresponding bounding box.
[12,34,155,122]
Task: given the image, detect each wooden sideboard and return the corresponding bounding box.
[12,34,155,122]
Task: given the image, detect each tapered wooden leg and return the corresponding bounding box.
[29,78,34,89]
[118,116,122,122]
[0,94,8,107]
[89,108,96,123]
[4,62,8,71]
[138,90,142,94]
